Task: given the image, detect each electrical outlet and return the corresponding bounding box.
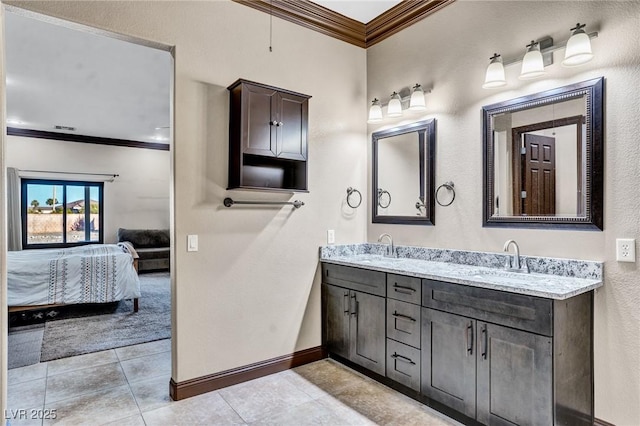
[616,238,635,262]
[327,230,335,244]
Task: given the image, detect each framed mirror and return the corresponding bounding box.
[372,119,436,225]
[482,77,603,230]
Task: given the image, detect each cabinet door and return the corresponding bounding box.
[242,84,277,157]
[349,291,386,376]
[323,284,350,359]
[276,92,308,160]
[421,308,476,419]
[477,323,552,426]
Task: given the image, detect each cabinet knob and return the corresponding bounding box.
[270,120,278,126]
[277,121,284,126]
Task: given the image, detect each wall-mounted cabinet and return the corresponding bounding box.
[228,79,310,192]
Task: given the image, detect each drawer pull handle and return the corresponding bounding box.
[392,311,416,322]
[350,294,358,316]
[343,292,349,315]
[391,352,416,364]
[393,283,416,294]
[466,321,474,356]
[481,325,488,360]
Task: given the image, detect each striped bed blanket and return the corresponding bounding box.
[8,244,140,307]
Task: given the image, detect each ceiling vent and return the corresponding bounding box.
[54,125,76,131]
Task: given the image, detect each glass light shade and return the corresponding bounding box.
[367,99,383,123]
[387,92,403,117]
[562,31,593,67]
[409,84,426,111]
[482,55,506,89]
[519,43,546,80]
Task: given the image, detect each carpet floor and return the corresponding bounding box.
[8,272,170,368]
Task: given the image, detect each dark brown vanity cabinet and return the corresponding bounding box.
[321,263,594,425]
[227,79,310,191]
[422,279,592,426]
[322,264,386,376]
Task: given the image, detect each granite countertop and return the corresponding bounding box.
[320,245,603,300]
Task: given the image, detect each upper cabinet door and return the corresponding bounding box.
[276,92,308,160]
[242,84,278,157]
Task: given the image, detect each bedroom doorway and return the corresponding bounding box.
[1,5,175,419]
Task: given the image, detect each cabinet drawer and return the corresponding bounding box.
[387,274,421,304]
[386,339,421,392]
[322,263,386,297]
[422,279,553,336]
[387,299,421,349]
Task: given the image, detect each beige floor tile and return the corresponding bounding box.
[101,414,146,426]
[120,350,171,384]
[47,350,118,377]
[250,397,376,425]
[142,391,246,426]
[115,339,171,361]
[43,385,139,426]
[285,359,369,399]
[8,362,48,385]
[45,362,127,404]
[8,379,46,412]
[129,374,173,412]
[219,372,313,423]
[330,378,431,425]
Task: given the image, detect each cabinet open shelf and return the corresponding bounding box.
[231,153,307,192]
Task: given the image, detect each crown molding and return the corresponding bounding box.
[232,0,456,48]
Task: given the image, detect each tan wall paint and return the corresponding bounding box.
[6,136,170,242]
[1,0,368,385]
[367,1,640,424]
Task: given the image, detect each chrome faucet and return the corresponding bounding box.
[377,233,395,258]
[503,239,528,273]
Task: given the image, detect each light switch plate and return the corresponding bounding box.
[187,234,198,252]
[327,230,335,244]
[616,238,635,262]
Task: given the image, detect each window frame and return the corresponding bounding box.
[21,179,104,249]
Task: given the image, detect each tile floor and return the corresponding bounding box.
[8,340,461,425]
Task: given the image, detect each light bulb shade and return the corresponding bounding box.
[367,99,383,123]
[387,92,403,117]
[562,31,593,67]
[482,55,506,89]
[519,43,546,80]
[409,84,426,110]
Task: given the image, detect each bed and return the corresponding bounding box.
[8,243,141,313]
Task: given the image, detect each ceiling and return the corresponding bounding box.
[311,1,403,24]
[4,11,171,144]
[3,2,441,144]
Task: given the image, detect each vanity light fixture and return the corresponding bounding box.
[482,22,597,88]
[368,84,431,122]
[409,84,427,111]
[387,92,403,117]
[562,23,594,67]
[482,54,507,89]
[367,98,383,123]
[519,41,546,80]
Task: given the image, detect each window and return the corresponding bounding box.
[22,179,104,248]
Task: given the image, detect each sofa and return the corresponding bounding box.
[117,228,170,273]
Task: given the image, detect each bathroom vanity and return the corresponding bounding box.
[320,244,602,426]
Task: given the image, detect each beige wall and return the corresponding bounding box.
[6,135,170,242]
[1,0,368,387]
[367,1,640,424]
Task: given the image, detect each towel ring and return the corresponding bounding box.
[435,181,456,207]
[377,188,391,209]
[346,187,362,208]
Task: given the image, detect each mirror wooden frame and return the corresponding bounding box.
[372,119,436,225]
[482,77,604,230]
